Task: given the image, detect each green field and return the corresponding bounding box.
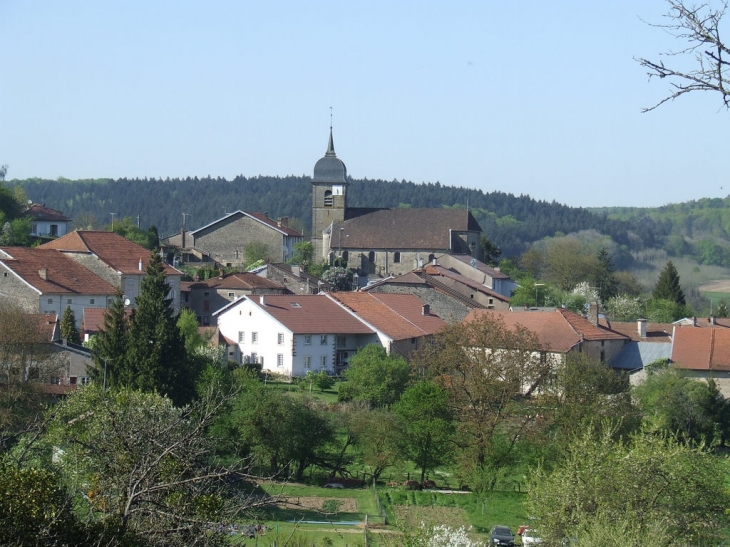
[234,481,528,547]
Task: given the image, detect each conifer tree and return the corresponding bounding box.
[592,248,618,304]
[652,260,686,306]
[90,290,129,388]
[123,253,194,406]
[59,306,81,344]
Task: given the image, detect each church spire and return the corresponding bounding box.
[326,127,336,157]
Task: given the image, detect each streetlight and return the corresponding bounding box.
[535,283,545,307]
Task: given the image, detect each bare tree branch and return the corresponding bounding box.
[636,0,730,111]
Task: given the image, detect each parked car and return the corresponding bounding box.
[521,528,542,545]
[323,482,344,488]
[489,525,515,546]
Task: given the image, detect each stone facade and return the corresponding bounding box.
[192,213,301,268]
[365,283,474,325]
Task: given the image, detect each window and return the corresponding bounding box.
[203,291,210,297]
[428,254,435,263]
[324,190,333,207]
[50,224,58,236]
[252,332,258,344]
[3,272,7,277]
[304,356,311,369]
[81,377,89,385]
[394,251,401,263]
[251,352,258,364]
[90,298,95,305]
[67,298,72,304]
[304,334,312,345]
[336,335,346,348]
[238,331,245,343]
[277,354,284,367]
[368,251,375,263]
[320,334,328,345]
[202,316,210,326]
[203,301,210,311]
[342,250,348,261]
[277,333,284,345]
[48,298,53,304]
[228,292,235,298]
[320,355,327,368]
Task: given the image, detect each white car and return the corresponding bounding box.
[521,528,542,545]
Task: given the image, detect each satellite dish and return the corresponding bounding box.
[470,258,477,268]
[584,302,590,310]
[124,298,131,307]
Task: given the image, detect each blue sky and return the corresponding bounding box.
[1,1,728,208]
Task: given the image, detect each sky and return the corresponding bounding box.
[1,1,728,209]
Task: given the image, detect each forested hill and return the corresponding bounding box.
[12,176,668,256]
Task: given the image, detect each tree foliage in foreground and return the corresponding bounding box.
[44,385,269,547]
[528,426,730,547]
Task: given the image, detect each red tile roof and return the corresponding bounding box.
[246,294,375,335]
[464,308,628,352]
[671,326,730,371]
[24,203,72,222]
[188,272,285,291]
[423,265,510,301]
[329,292,447,340]
[40,231,180,276]
[82,307,133,335]
[0,247,117,295]
[606,320,673,342]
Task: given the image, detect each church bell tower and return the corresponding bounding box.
[311,128,348,259]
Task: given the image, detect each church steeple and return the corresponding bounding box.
[311,123,349,259]
[326,127,336,157]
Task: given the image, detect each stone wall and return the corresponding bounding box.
[365,283,473,325]
[195,216,285,267]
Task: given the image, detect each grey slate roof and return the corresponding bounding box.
[611,341,673,371]
[313,129,347,184]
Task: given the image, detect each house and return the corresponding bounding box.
[0,247,118,328]
[182,271,288,326]
[606,319,673,382]
[363,270,493,325]
[327,292,447,359]
[0,311,91,393]
[310,129,486,276]
[669,326,730,397]
[214,294,378,377]
[24,203,73,238]
[40,230,183,314]
[464,307,630,365]
[162,211,303,268]
[81,306,134,342]
[434,254,517,299]
[420,263,511,310]
[257,263,332,295]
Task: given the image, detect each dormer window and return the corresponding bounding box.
[324,190,333,207]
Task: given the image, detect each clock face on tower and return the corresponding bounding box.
[332,185,344,196]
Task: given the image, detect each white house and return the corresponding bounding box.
[214,294,378,377]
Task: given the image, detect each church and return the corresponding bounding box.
[311,129,486,278]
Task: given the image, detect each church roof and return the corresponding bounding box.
[333,208,482,250]
[313,128,347,184]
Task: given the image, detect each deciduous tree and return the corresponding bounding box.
[338,344,411,408]
[637,0,730,112]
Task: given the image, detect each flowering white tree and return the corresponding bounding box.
[605,295,643,322]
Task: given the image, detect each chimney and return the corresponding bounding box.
[692,316,697,327]
[278,216,289,227]
[260,295,266,306]
[637,318,647,338]
[710,316,716,325]
[432,258,437,266]
[138,258,143,271]
[38,268,48,280]
[422,304,430,316]
[181,227,186,248]
[588,302,599,326]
